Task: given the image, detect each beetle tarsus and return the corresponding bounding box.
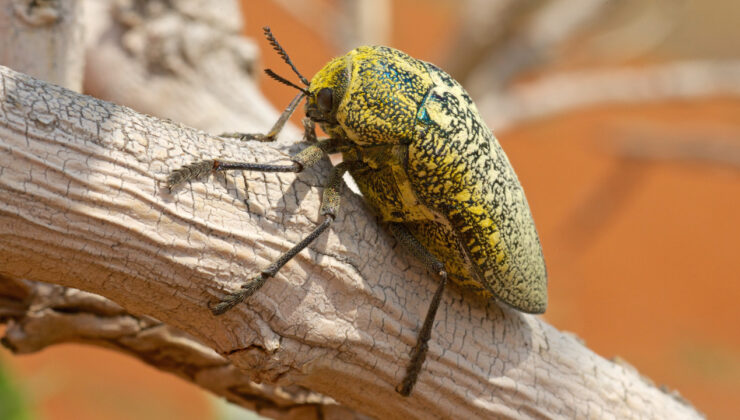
[210,274,268,315]
[167,160,215,189]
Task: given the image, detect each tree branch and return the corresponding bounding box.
[481,60,740,130]
[0,276,364,420]
[82,0,280,135]
[0,0,84,91]
[450,0,611,92]
[0,64,703,419]
[2,0,336,417]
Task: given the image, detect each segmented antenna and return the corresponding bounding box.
[265,68,309,95]
[263,26,310,86]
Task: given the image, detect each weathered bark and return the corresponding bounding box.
[0,276,364,420]
[1,0,335,417]
[0,64,704,420]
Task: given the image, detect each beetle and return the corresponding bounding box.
[168,27,547,396]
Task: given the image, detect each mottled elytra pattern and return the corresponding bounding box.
[409,65,546,313]
[309,47,547,314]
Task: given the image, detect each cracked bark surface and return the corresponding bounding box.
[0,276,362,420]
[1,0,347,417]
[0,64,704,419]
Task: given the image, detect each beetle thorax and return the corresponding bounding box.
[308,47,434,146]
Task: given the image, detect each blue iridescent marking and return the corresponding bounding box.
[416,90,433,124]
[377,63,417,86]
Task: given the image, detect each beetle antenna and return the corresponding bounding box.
[263,26,310,86]
[264,69,310,95]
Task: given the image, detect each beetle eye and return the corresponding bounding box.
[317,88,333,113]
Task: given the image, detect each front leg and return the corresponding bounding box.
[220,92,304,142]
[166,137,340,189]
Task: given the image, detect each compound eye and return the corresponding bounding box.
[317,88,333,113]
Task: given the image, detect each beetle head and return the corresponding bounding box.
[305,56,349,128]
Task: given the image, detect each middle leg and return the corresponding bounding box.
[209,160,364,315]
[389,222,449,396]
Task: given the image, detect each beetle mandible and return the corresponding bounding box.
[168,27,547,396]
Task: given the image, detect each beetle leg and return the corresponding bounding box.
[209,160,364,315]
[301,118,317,143]
[167,159,301,189]
[209,216,332,315]
[389,222,448,397]
[220,92,304,142]
[167,137,340,189]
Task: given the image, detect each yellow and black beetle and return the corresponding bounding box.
[168,27,547,396]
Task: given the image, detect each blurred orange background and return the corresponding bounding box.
[2,1,738,419]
